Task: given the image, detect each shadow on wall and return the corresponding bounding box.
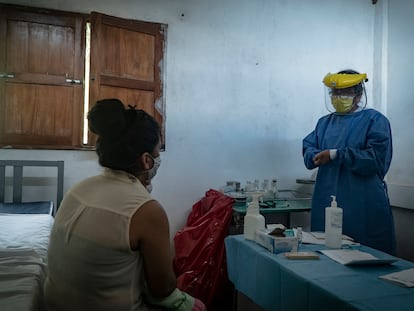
[392,206,414,262]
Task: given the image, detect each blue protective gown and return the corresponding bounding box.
[303,108,396,254]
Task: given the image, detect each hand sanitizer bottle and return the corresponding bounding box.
[244,192,265,241]
[325,195,343,248]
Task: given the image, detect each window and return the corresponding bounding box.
[0,4,166,150]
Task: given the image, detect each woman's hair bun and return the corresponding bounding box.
[88,98,127,138]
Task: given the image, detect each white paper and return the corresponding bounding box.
[309,231,354,241]
[379,268,414,287]
[319,249,397,266]
[301,231,358,246]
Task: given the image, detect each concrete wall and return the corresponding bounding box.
[1,0,413,262]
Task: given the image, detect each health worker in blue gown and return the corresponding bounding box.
[302,69,396,254]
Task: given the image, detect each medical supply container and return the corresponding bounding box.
[325,195,343,248]
[255,229,298,254]
[243,192,265,241]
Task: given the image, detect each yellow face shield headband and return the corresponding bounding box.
[323,73,367,89]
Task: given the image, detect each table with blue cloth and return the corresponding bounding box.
[225,235,414,311]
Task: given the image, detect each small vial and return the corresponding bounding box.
[245,181,252,192]
[271,179,278,198]
[254,179,259,191]
[262,179,269,192]
[297,227,303,246]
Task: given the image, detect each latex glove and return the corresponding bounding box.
[146,288,207,311]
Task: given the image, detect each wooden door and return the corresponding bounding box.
[0,6,85,148]
[89,12,166,148]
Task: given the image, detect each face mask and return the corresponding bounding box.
[331,95,354,113]
[147,155,161,180]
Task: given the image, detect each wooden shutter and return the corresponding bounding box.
[0,5,86,149]
[89,12,166,149]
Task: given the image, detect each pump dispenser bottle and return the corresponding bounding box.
[244,192,265,241]
[324,195,343,248]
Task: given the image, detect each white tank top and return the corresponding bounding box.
[44,168,154,311]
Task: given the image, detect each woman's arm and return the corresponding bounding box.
[130,200,177,298]
[130,200,207,310]
[336,113,392,178]
[303,130,321,169]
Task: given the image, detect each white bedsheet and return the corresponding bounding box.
[0,214,54,262]
[0,214,54,311]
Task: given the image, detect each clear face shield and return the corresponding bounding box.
[324,83,367,114]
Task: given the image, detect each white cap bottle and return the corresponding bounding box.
[244,192,265,241]
[324,195,343,248]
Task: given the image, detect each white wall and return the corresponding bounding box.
[386,0,414,208]
[383,0,414,261]
[1,0,376,237]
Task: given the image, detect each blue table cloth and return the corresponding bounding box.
[225,235,414,311]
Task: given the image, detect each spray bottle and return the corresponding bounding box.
[244,192,265,241]
[324,195,343,248]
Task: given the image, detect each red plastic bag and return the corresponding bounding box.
[173,189,234,306]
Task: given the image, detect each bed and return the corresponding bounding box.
[0,214,54,311]
[0,160,64,311]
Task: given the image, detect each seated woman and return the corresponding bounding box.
[44,99,206,311]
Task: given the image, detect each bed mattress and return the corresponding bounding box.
[0,214,54,311]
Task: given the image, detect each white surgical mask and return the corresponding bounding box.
[147,155,161,180]
[142,154,161,193]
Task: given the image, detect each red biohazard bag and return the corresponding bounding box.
[173,189,234,307]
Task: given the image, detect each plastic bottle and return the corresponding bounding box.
[324,195,343,248]
[244,192,265,241]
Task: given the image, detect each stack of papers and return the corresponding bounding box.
[379,268,414,287]
[319,249,397,266]
[301,231,359,246]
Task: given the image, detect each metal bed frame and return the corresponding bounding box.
[0,160,64,216]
